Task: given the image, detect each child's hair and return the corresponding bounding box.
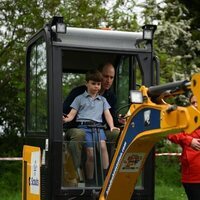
[85,69,103,82]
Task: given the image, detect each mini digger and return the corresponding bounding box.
[22,16,200,200]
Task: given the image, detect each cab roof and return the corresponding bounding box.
[54,27,145,52]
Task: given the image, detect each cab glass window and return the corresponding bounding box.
[116,55,144,189]
[116,56,143,113]
[27,37,47,133]
[116,57,130,113]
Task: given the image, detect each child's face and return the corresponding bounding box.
[86,80,101,95]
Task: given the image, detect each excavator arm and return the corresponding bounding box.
[99,73,200,200]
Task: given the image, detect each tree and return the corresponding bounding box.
[0,0,61,136]
[161,0,200,81]
[59,0,139,30]
[179,0,200,40]
[139,0,200,82]
[59,0,107,28]
[104,0,139,30]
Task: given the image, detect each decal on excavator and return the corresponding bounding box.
[22,145,41,200]
[120,152,144,172]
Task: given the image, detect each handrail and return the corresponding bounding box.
[0,157,22,161]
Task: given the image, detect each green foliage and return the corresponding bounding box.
[1,193,21,200]
[155,156,187,199]
[0,135,22,157]
[179,0,200,38]
[138,0,200,83]
[62,73,85,100]
[155,155,181,186]
[154,0,200,82]
[0,0,60,135]
[139,0,159,25]
[156,139,181,155]
[59,0,108,28]
[155,184,187,200]
[155,139,187,199]
[105,0,139,31]
[0,161,22,199]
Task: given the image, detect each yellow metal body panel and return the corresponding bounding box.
[22,145,41,200]
[191,73,200,112]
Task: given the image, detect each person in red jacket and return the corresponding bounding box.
[167,94,200,200]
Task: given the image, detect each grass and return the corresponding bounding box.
[155,185,187,200]
[0,161,22,200]
[1,192,21,200]
[0,152,186,200]
[155,155,186,199]
[155,141,187,200]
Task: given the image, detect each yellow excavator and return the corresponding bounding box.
[23,72,200,200]
[22,16,200,200]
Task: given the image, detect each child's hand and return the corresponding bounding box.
[63,115,68,123]
[110,127,120,132]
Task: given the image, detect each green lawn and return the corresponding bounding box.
[155,185,187,200]
[0,162,22,200]
[0,155,187,200]
[155,154,187,200]
[1,192,21,200]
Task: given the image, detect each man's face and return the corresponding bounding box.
[101,64,115,90]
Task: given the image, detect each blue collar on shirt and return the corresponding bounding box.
[83,91,101,100]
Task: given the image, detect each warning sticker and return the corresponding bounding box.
[30,151,40,195]
[120,152,145,172]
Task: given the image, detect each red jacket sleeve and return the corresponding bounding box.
[167,132,193,147]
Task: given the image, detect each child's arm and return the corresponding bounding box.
[63,108,77,123]
[104,109,120,131]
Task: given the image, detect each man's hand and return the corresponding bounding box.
[191,138,200,150]
[118,114,126,125]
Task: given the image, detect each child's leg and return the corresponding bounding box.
[100,140,109,169]
[83,127,95,182]
[85,147,94,180]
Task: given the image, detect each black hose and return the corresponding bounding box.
[147,80,190,99]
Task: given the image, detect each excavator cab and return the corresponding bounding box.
[22,16,159,200]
